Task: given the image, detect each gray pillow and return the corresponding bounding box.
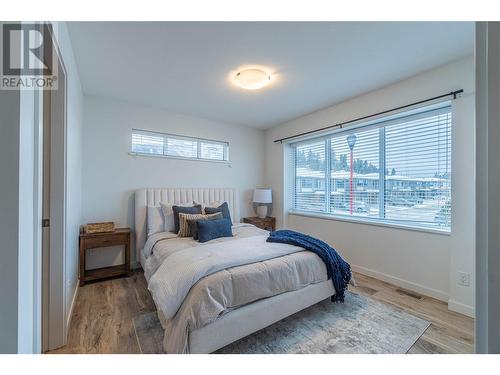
[187,212,223,240]
[172,204,202,233]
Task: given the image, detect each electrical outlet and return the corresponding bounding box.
[458,271,470,287]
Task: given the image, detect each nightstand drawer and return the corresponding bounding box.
[84,234,127,249]
[243,217,276,231]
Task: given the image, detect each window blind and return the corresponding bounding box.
[131,129,229,162]
[330,128,380,216]
[200,141,225,161]
[166,137,198,158]
[295,140,327,212]
[131,131,164,155]
[289,104,452,231]
[384,111,451,227]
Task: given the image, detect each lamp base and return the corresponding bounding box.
[256,205,268,219]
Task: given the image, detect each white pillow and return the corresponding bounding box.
[147,205,165,237]
[160,201,192,232]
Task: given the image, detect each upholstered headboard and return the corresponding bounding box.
[134,188,240,259]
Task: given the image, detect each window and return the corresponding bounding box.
[131,129,229,162]
[289,104,452,232]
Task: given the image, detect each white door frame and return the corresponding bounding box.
[475,21,500,354]
[33,22,69,353]
[32,73,44,354]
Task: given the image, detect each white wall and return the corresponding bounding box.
[265,57,475,315]
[82,96,266,268]
[449,94,476,316]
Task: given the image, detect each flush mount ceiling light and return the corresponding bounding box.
[234,68,272,90]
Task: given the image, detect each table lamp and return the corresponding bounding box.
[253,189,272,218]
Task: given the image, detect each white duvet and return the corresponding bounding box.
[142,224,330,353]
[148,230,309,320]
[142,224,265,281]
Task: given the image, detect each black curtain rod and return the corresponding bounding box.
[274,89,463,143]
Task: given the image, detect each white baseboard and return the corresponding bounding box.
[351,264,449,302]
[66,283,79,330]
[448,299,475,318]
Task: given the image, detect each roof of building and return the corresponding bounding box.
[296,167,448,183]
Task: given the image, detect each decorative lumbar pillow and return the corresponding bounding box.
[197,218,233,243]
[147,205,165,236]
[178,212,222,238]
[160,202,192,232]
[187,212,223,239]
[171,204,202,233]
[204,202,232,222]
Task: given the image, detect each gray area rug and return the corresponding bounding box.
[133,291,430,354]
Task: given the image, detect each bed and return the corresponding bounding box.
[135,188,335,353]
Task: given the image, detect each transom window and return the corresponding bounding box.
[131,129,229,162]
[289,104,452,232]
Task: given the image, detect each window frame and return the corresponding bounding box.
[130,129,230,164]
[288,102,452,235]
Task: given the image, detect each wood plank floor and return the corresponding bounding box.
[49,270,474,354]
[49,271,156,354]
[350,273,474,354]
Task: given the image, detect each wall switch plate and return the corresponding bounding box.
[458,271,470,287]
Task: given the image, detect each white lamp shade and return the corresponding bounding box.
[253,189,272,204]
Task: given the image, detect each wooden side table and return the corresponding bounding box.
[79,228,131,286]
[243,216,276,231]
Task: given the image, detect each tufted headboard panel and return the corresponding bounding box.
[134,187,240,259]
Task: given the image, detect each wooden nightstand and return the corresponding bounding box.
[79,228,131,286]
[243,216,276,231]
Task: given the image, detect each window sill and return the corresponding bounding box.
[288,210,451,236]
[128,152,232,165]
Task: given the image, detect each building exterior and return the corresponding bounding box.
[295,167,450,213]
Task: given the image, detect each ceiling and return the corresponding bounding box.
[67,22,473,129]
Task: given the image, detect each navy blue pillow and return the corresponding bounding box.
[196,218,233,243]
[172,204,202,233]
[204,202,232,222]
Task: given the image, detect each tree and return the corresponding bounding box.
[296,149,306,165]
[339,154,348,171]
[350,158,379,174]
[331,150,338,169]
[304,150,325,170]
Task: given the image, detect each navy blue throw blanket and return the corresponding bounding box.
[267,230,351,302]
